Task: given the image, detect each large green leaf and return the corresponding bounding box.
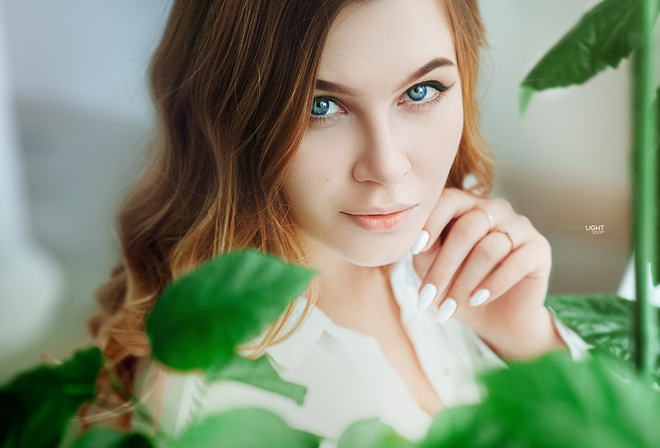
[0,346,103,448]
[519,0,660,113]
[546,294,633,361]
[71,428,154,448]
[172,408,320,448]
[545,293,660,383]
[337,419,415,448]
[205,354,307,405]
[146,249,315,372]
[420,403,515,448]
[480,351,660,448]
[422,351,660,448]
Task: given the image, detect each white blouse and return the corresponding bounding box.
[154,252,590,446]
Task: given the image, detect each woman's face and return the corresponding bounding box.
[284,0,463,267]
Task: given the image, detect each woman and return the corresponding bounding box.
[89,0,587,443]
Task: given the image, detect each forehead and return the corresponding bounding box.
[318,0,456,90]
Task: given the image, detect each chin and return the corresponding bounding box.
[333,233,416,267]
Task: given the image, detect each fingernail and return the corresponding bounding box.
[418,283,437,310]
[436,298,457,322]
[470,288,490,307]
[411,230,430,255]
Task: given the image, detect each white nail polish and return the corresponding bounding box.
[411,230,430,255]
[418,283,437,310]
[470,288,490,307]
[436,298,457,322]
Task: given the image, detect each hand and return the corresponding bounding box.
[411,188,565,359]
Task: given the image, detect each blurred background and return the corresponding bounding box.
[0,0,653,380]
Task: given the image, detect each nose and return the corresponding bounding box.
[352,117,411,186]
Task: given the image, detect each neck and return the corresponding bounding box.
[311,244,396,331]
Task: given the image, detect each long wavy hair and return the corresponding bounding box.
[87,0,493,428]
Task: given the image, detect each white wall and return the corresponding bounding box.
[4,0,171,121]
[0,0,172,379]
[479,0,642,293]
[0,3,63,364]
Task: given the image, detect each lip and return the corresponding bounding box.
[342,205,415,233]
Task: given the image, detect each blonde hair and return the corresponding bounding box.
[88,0,493,428]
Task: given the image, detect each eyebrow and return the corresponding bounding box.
[315,57,456,96]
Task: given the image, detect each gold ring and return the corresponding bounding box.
[474,207,495,232]
[493,229,515,251]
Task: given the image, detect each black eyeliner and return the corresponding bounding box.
[416,80,453,92]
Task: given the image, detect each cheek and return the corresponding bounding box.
[410,99,464,186]
[282,138,343,226]
[285,124,357,200]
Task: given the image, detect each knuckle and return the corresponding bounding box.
[539,235,551,252]
[474,238,500,264]
[490,197,512,213]
[518,214,532,228]
[450,220,474,241]
[489,196,505,208]
[509,256,528,274]
[431,256,454,280]
[537,237,552,263]
[486,275,506,295]
[442,187,460,203]
[527,231,551,255]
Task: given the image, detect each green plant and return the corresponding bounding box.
[0,257,657,448]
[145,249,312,404]
[1,249,319,448]
[0,347,103,447]
[0,261,658,447]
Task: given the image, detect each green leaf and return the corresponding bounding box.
[480,351,660,448]
[420,404,515,448]
[206,354,307,405]
[0,346,103,448]
[172,408,320,448]
[146,249,315,372]
[72,428,154,448]
[545,294,660,384]
[422,352,660,448]
[519,0,660,114]
[546,294,633,362]
[337,419,415,448]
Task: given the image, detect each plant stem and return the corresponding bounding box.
[631,0,659,382]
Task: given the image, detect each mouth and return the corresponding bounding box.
[342,205,416,233]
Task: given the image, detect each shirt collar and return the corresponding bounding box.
[264,297,329,369]
[264,252,421,370]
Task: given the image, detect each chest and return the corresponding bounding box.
[326,277,444,415]
[362,298,444,415]
[266,310,489,442]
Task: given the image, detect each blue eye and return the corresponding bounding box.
[407,85,430,101]
[401,81,449,103]
[311,97,341,116]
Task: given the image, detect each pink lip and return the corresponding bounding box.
[342,206,414,233]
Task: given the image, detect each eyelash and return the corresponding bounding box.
[309,80,451,126]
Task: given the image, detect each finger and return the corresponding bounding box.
[469,237,551,307]
[412,192,514,256]
[411,188,479,255]
[453,215,541,308]
[417,209,501,311]
[439,230,515,317]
